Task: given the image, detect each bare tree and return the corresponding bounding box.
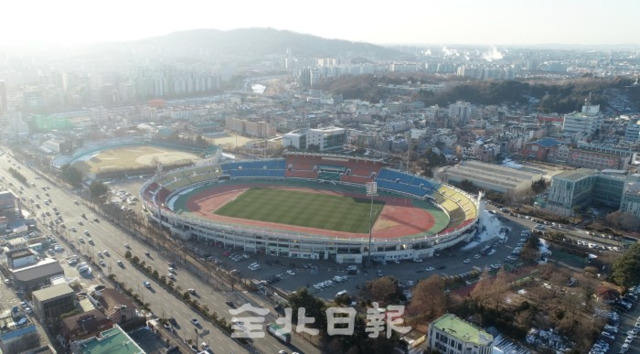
[408,275,447,324]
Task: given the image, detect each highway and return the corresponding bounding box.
[0,150,317,354]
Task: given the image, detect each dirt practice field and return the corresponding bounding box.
[73,145,200,174]
[203,132,257,149]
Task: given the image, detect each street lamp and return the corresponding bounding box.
[366,181,377,268]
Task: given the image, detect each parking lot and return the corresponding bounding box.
[185,216,529,303]
[604,286,640,354]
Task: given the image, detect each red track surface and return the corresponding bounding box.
[184,184,436,240]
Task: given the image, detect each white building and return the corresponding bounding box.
[449,101,472,125]
[283,127,346,151]
[428,313,493,354]
[282,130,307,150]
[562,97,604,138]
[620,182,640,217]
[625,118,640,142]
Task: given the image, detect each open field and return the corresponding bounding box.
[73,145,200,174]
[203,132,258,149]
[214,187,385,233]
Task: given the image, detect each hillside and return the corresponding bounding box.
[136,28,412,61]
[317,74,640,114]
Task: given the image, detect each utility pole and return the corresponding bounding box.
[366,182,377,268]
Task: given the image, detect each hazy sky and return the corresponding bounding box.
[2,0,638,47]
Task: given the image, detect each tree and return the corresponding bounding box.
[531,178,547,194]
[424,148,446,168]
[407,275,447,323]
[360,276,404,305]
[287,287,327,331]
[89,180,109,200]
[60,164,83,187]
[612,243,640,288]
[470,269,493,305]
[458,179,476,193]
[605,210,640,231]
[520,236,541,263]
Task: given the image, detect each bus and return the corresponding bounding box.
[266,323,291,343]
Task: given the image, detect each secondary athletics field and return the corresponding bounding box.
[72,145,200,174]
[171,181,450,240]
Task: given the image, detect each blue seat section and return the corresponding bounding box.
[221,159,286,178]
[375,179,428,198]
[375,168,439,198]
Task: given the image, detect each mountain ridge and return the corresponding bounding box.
[135,27,413,60]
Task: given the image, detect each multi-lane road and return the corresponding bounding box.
[0,150,317,354]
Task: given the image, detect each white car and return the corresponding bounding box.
[143,281,151,288]
[463,259,471,264]
[286,270,295,276]
[621,343,630,352]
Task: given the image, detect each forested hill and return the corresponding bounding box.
[316,75,640,114]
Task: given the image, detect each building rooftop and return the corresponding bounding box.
[11,258,64,283]
[532,138,562,148]
[0,190,14,201]
[311,126,344,133]
[0,309,36,338]
[32,283,74,302]
[93,288,137,313]
[431,313,493,346]
[625,182,640,196]
[71,325,144,354]
[440,160,542,189]
[62,309,111,339]
[554,168,597,181]
[7,248,35,260]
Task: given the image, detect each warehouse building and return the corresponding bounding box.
[436,160,543,197]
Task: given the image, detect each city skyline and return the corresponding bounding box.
[2,0,639,48]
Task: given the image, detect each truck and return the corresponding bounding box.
[266,323,291,343]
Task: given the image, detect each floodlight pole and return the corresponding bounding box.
[366,182,377,268]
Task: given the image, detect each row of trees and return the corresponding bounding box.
[124,251,239,339]
[7,167,27,184]
[287,287,399,354]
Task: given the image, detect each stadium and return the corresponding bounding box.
[140,152,481,264]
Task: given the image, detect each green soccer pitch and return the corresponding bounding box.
[214,188,385,233]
